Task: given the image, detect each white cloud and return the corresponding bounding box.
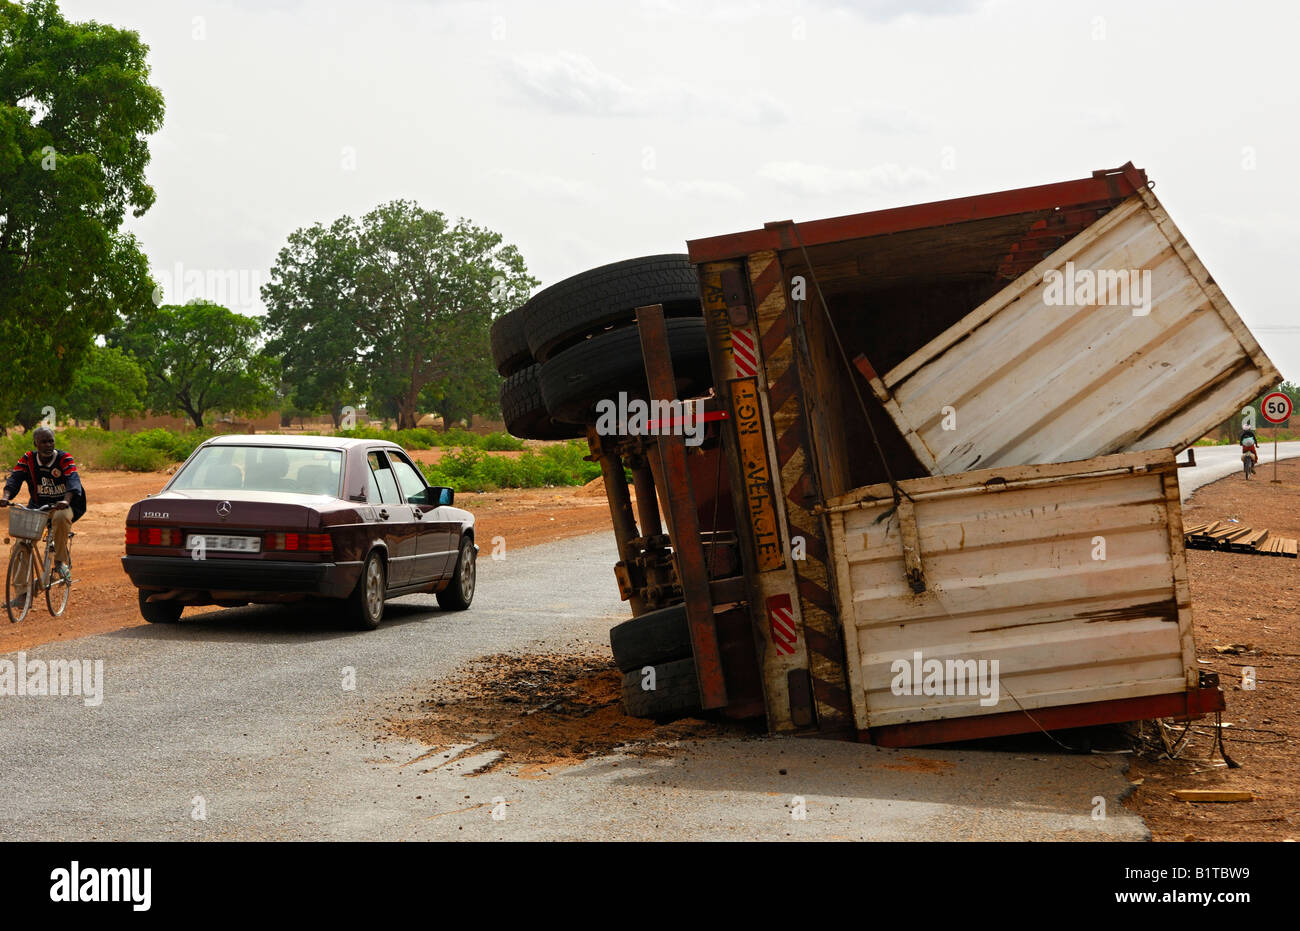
[486,168,602,203]
[643,177,747,201]
[507,51,647,117]
[756,161,938,197]
[504,52,789,124]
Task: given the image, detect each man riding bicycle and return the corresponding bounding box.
[0,426,86,608]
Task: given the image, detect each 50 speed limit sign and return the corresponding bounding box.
[1262,392,1293,424]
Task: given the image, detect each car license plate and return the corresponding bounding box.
[186,534,261,553]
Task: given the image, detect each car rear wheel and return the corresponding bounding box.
[138,591,183,624]
[346,551,386,630]
[621,657,702,719]
[437,537,477,610]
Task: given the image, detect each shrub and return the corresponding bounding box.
[479,431,526,451]
[418,440,598,491]
[99,442,170,472]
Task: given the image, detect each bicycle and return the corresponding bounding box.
[4,504,75,624]
[1243,451,1256,480]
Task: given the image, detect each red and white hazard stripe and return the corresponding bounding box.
[767,593,797,655]
[731,326,758,378]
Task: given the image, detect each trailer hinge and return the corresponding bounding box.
[897,496,926,594]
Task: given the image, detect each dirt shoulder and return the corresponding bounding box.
[1123,459,1300,841]
[1,469,614,655]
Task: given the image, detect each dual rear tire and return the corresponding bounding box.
[490,255,713,437]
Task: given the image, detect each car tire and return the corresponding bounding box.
[437,536,477,611]
[138,591,182,624]
[501,364,587,441]
[521,254,702,362]
[490,307,532,377]
[539,317,713,424]
[610,604,691,673]
[621,657,702,719]
[345,551,386,630]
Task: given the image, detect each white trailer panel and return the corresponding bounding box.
[868,190,1279,475]
[825,450,1195,729]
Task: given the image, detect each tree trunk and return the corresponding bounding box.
[185,406,205,429]
[396,392,419,430]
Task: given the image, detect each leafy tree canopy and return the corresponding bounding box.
[111,301,277,428]
[0,0,164,410]
[263,200,535,429]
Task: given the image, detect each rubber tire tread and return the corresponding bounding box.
[501,364,587,440]
[490,308,532,377]
[521,254,701,362]
[609,604,692,673]
[621,657,702,719]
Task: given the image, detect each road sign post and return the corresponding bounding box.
[1261,392,1293,484]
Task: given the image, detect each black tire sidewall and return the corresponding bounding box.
[539,318,713,424]
[609,604,691,672]
[521,255,701,362]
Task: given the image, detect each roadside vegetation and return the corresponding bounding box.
[0,425,596,490]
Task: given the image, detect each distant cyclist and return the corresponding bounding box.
[0,426,86,607]
[1241,426,1260,467]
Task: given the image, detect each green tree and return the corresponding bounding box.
[112,301,277,428]
[263,201,536,430]
[261,217,362,427]
[63,343,146,428]
[0,0,163,410]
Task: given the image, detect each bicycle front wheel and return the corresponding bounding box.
[5,544,36,624]
[46,555,71,617]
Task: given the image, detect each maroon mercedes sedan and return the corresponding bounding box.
[121,434,476,629]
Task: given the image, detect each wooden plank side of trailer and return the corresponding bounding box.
[824,450,1195,729]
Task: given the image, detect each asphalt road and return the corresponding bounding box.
[1177,441,1300,501]
[0,530,1148,841]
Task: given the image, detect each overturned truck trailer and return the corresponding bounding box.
[591,163,1278,745]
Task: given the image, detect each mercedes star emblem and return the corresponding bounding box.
[216,501,232,518]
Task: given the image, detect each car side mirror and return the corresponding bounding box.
[435,486,454,507]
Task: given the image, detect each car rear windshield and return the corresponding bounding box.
[171,445,344,496]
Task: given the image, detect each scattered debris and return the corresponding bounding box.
[379,652,748,775]
[1170,790,1256,803]
[1184,521,1297,557]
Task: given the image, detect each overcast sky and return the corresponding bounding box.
[61,0,1300,379]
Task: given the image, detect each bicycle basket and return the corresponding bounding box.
[8,508,49,540]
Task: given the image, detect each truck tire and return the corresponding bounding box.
[610,604,692,672]
[490,308,532,377]
[521,254,702,362]
[500,364,586,440]
[539,317,713,424]
[621,657,702,719]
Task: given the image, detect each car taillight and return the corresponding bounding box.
[304,533,333,553]
[266,532,332,554]
[128,527,176,546]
